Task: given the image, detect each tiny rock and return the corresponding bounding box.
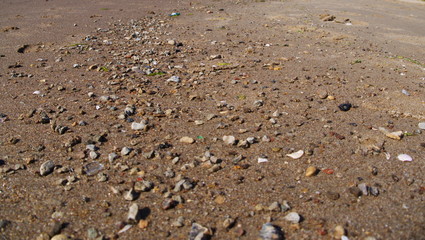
[305,166,317,177]
[124,188,138,201]
[40,160,55,176]
[131,122,146,131]
[189,223,210,240]
[180,136,195,144]
[223,135,236,145]
[259,222,283,240]
[333,225,346,239]
[127,203,139,223]
[284,212,301,223]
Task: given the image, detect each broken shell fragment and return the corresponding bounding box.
[397,154,412,162]
[286,150,304,159]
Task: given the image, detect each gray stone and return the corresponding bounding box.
[189,223,209,240]
[259,223,283,240]
[127,203,139,223]
[121,147,132,156]
[284,212,301,223]
[40,160,55,176]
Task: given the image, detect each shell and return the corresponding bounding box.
[397,154,413,162]
[286,150,304,159]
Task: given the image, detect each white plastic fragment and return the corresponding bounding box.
[397,154,412,162]
[33,90,41,95]
[286,150,304,159]
[258,157,268,163]
[418,122,425,130]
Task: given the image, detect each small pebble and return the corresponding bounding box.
[223,135,236,145]
[338,103,352,111]
[121,147,132,156]
[333,225,346,239]
[284,212,301,223]
[179,136,195,144]
[189,223,210,240]
[305,166,317,177]
[40,160,55,176]
[131,122,146,130]
[258,222,283,240]
[127,203,139,223]
[51,235,70,240]
[418,122,425,130]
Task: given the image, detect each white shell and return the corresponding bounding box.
[258,157,268,163]
[397,154,413,162]
[286,150,304,159]
[118,224,132,234]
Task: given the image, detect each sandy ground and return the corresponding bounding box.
[0,0,424,240]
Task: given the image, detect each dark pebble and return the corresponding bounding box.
[338,103,352,111]
[326,191,340,200]
[348,187,362,197]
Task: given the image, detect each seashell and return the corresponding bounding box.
[286,150,304,159]
[397,154,412,162]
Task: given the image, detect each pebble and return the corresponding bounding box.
[268,202,281,212]
[258,222,283,240]
[348,186,362,197]
[333,225,346,239]
[124,188,138,201]
[83,162,104,176]
[418,122,425,130]
[338,103,352,111]
[40,160,55,176]
[284,212,301,223]
[223,135,236,145]
[121,147,132,156]
[179,136,195,144]
[305,166,317,177]
[317,89,328,99]
[97,173,108,182]
[358,183,368,196]
[326,191,340,200]
[127,203,139,223]
[189,223,210,240]
[108,153,118,163]
[89,151,99,159]
[51,235,70,240]
[0,219,10,229]
[171,216,185,228]
[87,227,98,239]
[223,217,235,229]
[131,122,146,131]
[167,40,176,45]
[162,198,177,210]
[134,181,154,192]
